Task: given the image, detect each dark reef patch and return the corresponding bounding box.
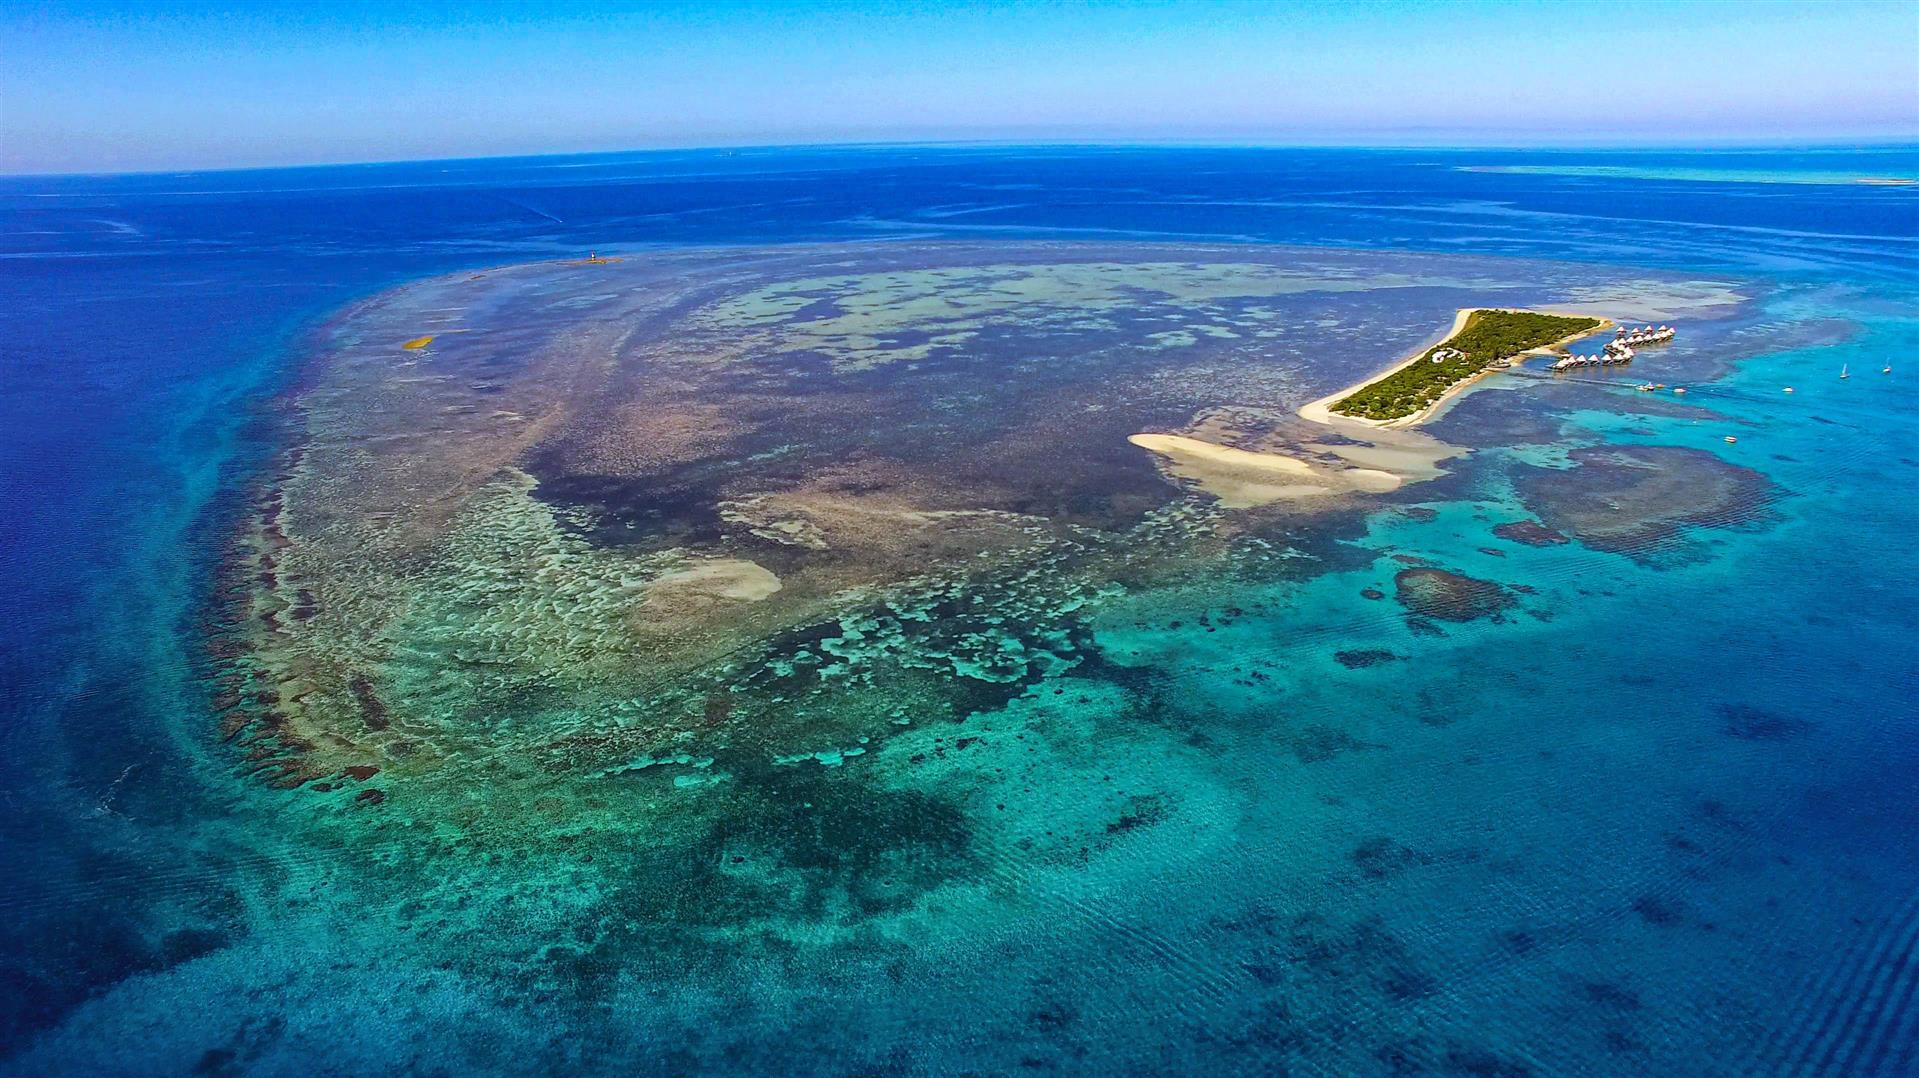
[525,460,733,552]
[1442,1045,1538,1077]
[1491,519,1568,547]
[1582,980,1644,1012]
[1719,703,1812,741]
[1351,836,1434,881]
[1290,725,1385,764]
[1429,382,1567,446]
[1394,568,1517,623]
[1371,1037,1539,1077]
[1104,793,1171,836]
[580,754,977,939]
[1280,913,1437,1005]
[1511,444,1778,563]
[1335,649,1402,669]
[346,674,389,732]
[1631,894,1686,927]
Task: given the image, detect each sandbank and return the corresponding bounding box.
[1127,432,1402,507]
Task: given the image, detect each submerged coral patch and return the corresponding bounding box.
[1335,649,1402,668]
[1719,703,1813,741]
[1491,519,1569,546]
[1512,444,1778,562]
[1392,568,1517,623]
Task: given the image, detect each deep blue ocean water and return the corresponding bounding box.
[2,145,1917,1074]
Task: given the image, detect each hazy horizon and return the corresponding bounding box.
[10,134,1919,182]
[6,0,1917,175]
[10,135,1919,182]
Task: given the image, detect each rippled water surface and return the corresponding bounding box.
[2,146,1916,1074]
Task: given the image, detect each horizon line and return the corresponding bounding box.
[6,133,1919,182]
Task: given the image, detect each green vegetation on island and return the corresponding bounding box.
[1333,309,1602,421]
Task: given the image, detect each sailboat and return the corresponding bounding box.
[1841,363,1850,379]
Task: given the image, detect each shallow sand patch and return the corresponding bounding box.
[647,558,783,604]
[1551,281,1746,322]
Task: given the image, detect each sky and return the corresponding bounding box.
[3,0,1916,174]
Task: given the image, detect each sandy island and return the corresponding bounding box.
[1131,307,1611,507]
[1302,307,1613,431]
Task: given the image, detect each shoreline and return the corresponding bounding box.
[1300,307,1615,431]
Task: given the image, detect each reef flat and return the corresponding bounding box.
[216,242,1741,799]
[180,239,1847,1072]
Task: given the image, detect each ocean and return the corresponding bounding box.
[1,145,1916,1074]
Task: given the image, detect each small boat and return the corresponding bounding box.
[1841,364,1850,379]
[1674,387,1687,394]
[1725,436,1738,444]
[1885,364,1894,374]
[1784,386,1795,393]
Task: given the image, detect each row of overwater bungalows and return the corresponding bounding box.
[1549,325,1675,371]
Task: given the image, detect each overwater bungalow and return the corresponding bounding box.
[1548,324,1677,372]
[1614,324,1676,346]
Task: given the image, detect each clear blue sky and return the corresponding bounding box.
[4,0,1916,174]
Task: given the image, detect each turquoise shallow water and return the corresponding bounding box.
[1,147,1917,1074]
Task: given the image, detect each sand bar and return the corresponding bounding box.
[1127,433,1401,507]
